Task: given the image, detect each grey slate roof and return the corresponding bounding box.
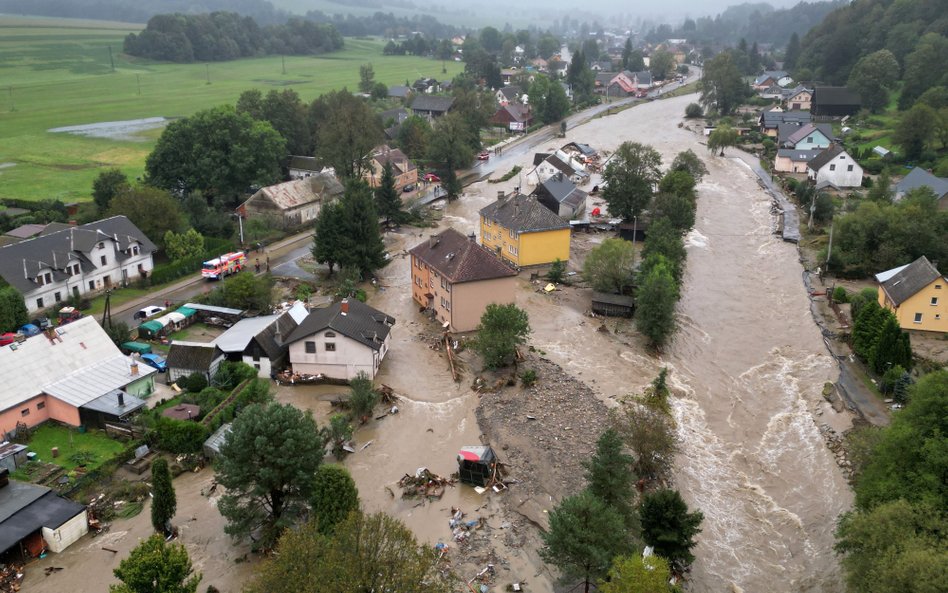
[760,109,811,128]
[285,299,395,352]
[0,216,156,294]
[595,71,617,86]
[410,95,455,113]
[776,149,821,162]
[409,228,517,284]
[878,256,944,306]
[80,389,146,418]
[544,154,577,177]
[807,144,846,172]
[498,85,522,101]
[479,194,570,234]
[784,123,833,146]
[894,168,948,199]
[166,341,221,371]
[813,86,861,106]
[387,85,411,98]
[534,176,588,209]
[754,70,788,86]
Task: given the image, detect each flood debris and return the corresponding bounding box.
[1,563,24,593]
[397,468,456,499]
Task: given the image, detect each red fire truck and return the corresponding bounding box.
[201,251,247,280]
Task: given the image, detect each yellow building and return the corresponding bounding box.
[875,256,947,334]
[479,193,571,267]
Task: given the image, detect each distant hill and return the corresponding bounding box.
[0,0,287,25]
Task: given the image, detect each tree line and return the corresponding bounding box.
[123,12,343,63]
[0,0,288,25]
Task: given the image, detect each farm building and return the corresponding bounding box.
[0,470,88,557]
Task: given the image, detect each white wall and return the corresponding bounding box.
[42,510,88,553]
[813,152,863,188]
[288,331,386,380]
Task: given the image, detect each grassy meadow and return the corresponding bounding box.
[0,16,463,203]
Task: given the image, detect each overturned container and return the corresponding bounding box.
[457,446,498,487]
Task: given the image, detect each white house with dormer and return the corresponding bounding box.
[807,145,864,188]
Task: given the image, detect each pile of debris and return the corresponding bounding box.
[0,562,24,593]
[397,468,455,499]
[448,507,486,546]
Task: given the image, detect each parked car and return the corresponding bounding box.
[0,333,17,346]
[140,353,167,372]
[423,173,441,182]
[18,324,41,337]
[31,317,52,330]
[134,305,166,320]
[402,183,415,193]
[477,152,490,161]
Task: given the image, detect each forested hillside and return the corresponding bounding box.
[795,0,947,96]
[0,0,286,24]
[123,12,343,63]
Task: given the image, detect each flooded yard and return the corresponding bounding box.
[48,117,168,141]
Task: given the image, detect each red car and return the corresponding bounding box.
[423,173,441,182]
[0,332,17,346]
[477,152,490,161]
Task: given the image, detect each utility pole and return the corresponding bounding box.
[826,221,834,274]
[102,289,112,329]
[108,45,115,71]
[136,74,142,96]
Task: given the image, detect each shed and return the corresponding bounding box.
[79,389,146,429]
[137,320,163,338]
[0,442,28,473]
[176,306,197,319]
[872,146,892,159]
[120,342,152,355]
[0,472,88,556]
[591,292,636,317]
[457,446,498,487]
[162,403,201,422]
[203,422,232,459]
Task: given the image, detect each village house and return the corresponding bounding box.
[0,216,155,314]
[479,193,571,267]
[490,104,533,132]
[409,228,517,332]
[213,302,308,377]
[410,95,455,121]
[0,316,154,436]
[527,151,589,186]
[0,471,89,558]
[893,168,948,209]
[779,123,834,149]
[238,173,344,231]
[590,60,614,72]
[594,71,616,94]
[811,86,862,117]
[1,222,70,245]
[783,86,813,110]
[753,70,792,91]
[387,85,412,100]
[364,145,418,190]
[561,142,598,163]
[285,299,394,380]
[875,256,947,334]
[759,84,785,100]
[500,68,519,85]
[531,174,588,219]
[495,85,523,107]
[166,341,225,385]
[759,108,812,137]
[774,149,822,174]
[287,156,321,180]
[807,145,863,188]
[606,71,636,96]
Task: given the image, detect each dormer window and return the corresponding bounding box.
[132,245,140,256]
[97,242,104,249]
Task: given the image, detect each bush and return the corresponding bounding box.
[520,369,538,387]
[684,103,702,118]
[151,417,210,454]
[861,160,885,175]
[546,258,566,284]
[348,372,379,422]
[832,286,848,303]
[181,373,208,393]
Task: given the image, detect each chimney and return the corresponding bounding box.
[341,298,349,315]
[130,360,139,376]
[0,468,9,489]
[117,392,125,407]
[428,234,440,249]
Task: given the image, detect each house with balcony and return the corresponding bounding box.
[479,193,571,267]
[0,216,155,314]
[409,229,517,332]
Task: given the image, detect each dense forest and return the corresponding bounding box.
[305,10,461,39]
[795,0,948,93]
[646,1,846,49]
[0,0,287,25]
[123,12,343,63]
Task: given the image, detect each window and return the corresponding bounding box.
[72,286,79,298]
[441,277,447,289]
[37,402,45,410]
[415,276,422,287]
[440,296,451,311]
[36,297,43,309]
[325,343,336,352]
[305,341,316,353]
[507,244,518,255]
[89,280,95,290]
[100,256,107,266]
[484,218,491,227]
[914,313,923,323]
[21,408,30,417]
[932,297,939,306]
[936,284,942,289]
[325,332,336,338]
[132,246,139,256]
[69,263,80,276]
[806,137,813,143]
[847,165,854,171]
[829,164,836,171]
[54,292,61,303]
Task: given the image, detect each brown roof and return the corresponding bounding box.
[162,403,201,421]
[246,173,343,211]
[371,145,416,175]
[409,228,517,284]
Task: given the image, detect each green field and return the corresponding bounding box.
[0,16,463,203]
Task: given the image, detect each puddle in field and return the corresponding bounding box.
[48,117,168,141]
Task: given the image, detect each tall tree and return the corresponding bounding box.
[427,112,476,197]
[651,191,696,234]
[529,75,570,124]
[358,63,375,94]
[582,237,637,294]
[374,162,403,223]
[92,169,129,214]
[145,106,284,203]
[107,185,186,250]
[395,115,431,160]
[893,104,936,161]
[899,33,948,110]
[642,218,687,283]
[311,90,383,180]
[649,49,675,81]
[707,125,739,156]
[473,303,531,369]
[868,316,913,374]
[584,429,637,530]
[621,38,633,70]
[541,491,631,593]
[312,201,345,276]
[162,228,205,262]
[847,49,900,113]
[601,141,662,221]
[150,458,176,535]
[783,32,800,71]
[0,287,29,333]
[699,51,746,115]
[639,489,704,572]
[613,396,679,480]
[216,402,324,549]
[670,149,708,182]
[347,371,379,423]
[336,181,387,278]
[110,535,200,593]
[636,255,679,349]
[311,465,359,535]
[237,88,311,157]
